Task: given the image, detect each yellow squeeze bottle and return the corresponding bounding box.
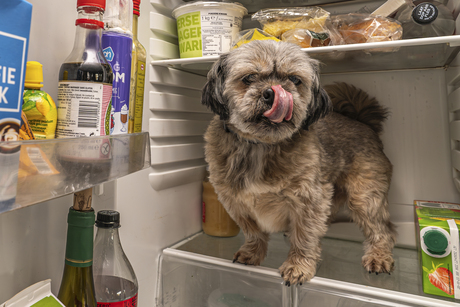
[22,61,57,139]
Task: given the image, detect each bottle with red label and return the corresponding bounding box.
[93,210,138,306]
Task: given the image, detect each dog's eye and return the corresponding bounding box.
[242,74,255,85]
[289,76,302,85]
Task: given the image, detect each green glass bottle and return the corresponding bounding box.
[58,207,97,307]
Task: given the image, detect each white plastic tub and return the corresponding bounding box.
[172,1,247,58]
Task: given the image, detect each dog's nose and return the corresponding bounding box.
[262,88,275,105]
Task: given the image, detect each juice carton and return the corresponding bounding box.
[0,0,32,209]
[415,200,460,299]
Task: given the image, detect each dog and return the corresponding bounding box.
[202,40,396,286]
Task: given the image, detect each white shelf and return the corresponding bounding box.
[152,35,460,75]
[0,132,150,214]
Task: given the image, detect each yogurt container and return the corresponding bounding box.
[172,1,247,58]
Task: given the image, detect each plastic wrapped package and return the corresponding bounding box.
[281,27,344,48]
[252,7,331,38]
[331,13,403,45]
[232,28,279,49]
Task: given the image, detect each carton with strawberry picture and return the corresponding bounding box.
[415,200,460,299]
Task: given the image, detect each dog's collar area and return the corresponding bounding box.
[222,121,260,145]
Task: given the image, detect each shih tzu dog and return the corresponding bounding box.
[202,40,396,286]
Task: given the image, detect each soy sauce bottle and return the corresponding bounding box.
[56,0,113,138]
[55,0,114,186]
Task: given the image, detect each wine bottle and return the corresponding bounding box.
[58,206,97,307]
[93,210,139,306]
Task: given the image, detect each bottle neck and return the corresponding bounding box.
[65,6,105,64]
[65,208,95,267]
[95,226,123,251]
[132,14,139,40]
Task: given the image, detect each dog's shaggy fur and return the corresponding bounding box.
[202,40,396,285]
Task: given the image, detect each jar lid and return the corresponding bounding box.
[412,3,438,25]
[423,229,448,255]
[96,210,121,228]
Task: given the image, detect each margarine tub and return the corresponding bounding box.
[172,1,247,58]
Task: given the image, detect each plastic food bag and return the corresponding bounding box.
[252,7,331,38]
[331,13,403,45]
[281,27,344,48]
[232,28,280,49]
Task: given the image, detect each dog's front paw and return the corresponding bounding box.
[233,244,266,266]
[362,253,394,274]
[279,257,317,286]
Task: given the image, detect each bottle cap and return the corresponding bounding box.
[133,0,141,16]
[77,0,106,10]
[24,61,44,89]
[423,229,448,255]
[412,3,438,25]
[96,210,121,228]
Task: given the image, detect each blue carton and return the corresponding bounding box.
[0,0,32,209]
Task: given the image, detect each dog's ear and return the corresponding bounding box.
[302,63,332,130]
[202,54,229,120]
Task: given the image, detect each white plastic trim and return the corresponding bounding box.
[149,164,206,190]
[150,143,205,165]
[149,118,209,138]
[150,12,177,38]
[149,91,210,113]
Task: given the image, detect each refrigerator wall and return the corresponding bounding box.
[2,0,460,307]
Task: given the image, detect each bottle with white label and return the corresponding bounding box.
[56,0,113,138]
[55,0,114,186]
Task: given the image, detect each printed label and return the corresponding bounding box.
[176,9,243,58]
[448,219,460,299]
[97,293,138,307]
[133,60,145,133]
[102,33,132,135]
[177,11,202,58]
[56,81,112,137]
[0,31,26,114]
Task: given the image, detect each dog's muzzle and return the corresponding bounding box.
[263,85,293,123]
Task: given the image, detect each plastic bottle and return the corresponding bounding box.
[394,0,455,39]
[128,0,146,134]
[56,0,113,138]
[103,0,133,135]
[58,207,97,307]
[202,171,240,237]
[93,210,139,306]
[22,61,57,139]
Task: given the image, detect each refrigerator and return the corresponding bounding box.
[3,0,460,306]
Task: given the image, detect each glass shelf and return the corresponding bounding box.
[161,231,460,306]
[0,132,150,214]
[152,35,460,75]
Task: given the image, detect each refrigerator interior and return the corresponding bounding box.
[2,0,460,306]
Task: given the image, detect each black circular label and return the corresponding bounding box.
[412,3,438,24]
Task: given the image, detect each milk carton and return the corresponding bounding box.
[0,0,32,210]
[415,200,460,299]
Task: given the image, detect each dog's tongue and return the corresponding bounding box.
[263,85,293,123]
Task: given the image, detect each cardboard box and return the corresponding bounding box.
[415,200,460,299]
[0,280,65,307]
[0,0,32,208]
